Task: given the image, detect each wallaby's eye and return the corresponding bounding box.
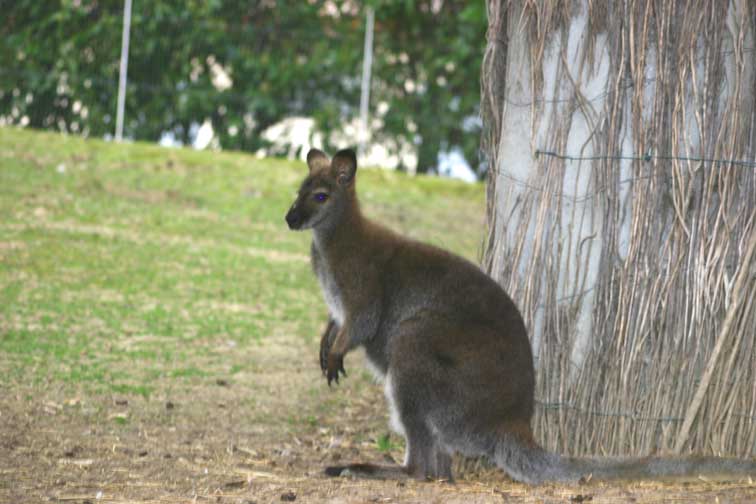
[314,192,329,203]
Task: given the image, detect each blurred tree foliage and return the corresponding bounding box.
[0,1,485,175]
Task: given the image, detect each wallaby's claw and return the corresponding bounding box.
[327,366,340,386]
[327,370,339,386]
[327,353,345,386]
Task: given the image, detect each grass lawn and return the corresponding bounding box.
[0,127,483,394]
[1,127,753,502]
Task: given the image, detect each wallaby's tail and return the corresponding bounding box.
[568,454,756,482]
[494,430,756,484]
[493,428,576,484]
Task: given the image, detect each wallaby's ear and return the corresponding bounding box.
[332,149,357,186]
[307,148,330,173]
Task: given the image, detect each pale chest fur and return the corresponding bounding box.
[311,243,345,326]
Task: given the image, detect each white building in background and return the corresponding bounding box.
[256,114,477,182]
[256,115,418,173]
[158,115,477,183]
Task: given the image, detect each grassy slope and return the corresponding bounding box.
[0,126,485,398]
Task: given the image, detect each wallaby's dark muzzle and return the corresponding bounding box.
[285,207,303,230]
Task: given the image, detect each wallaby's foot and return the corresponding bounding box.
[324,463,452,482]
[325,463,408,480]
[326,352,347,386]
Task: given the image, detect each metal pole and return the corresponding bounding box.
[358,7,374,155]
[115,0,133,141]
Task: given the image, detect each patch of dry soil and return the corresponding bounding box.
[1,336,755,503]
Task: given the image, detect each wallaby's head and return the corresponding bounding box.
[285,148,358,231]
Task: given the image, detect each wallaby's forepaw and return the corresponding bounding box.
[326,353,347,386]
[319,340,329,375]
[319,320,335,374]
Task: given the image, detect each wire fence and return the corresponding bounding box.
[534,149,756,169]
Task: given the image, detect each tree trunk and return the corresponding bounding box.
[481,0,756,457]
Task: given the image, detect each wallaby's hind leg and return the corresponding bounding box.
[323,433,452,482]
[401,416,453,481]
[432,446,453,480]
[399,386,454,481]
[324,373,452,482]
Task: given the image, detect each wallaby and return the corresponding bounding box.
[285,148,756,484]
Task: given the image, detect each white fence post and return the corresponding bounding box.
[115,0,133,141]
[358,7,374,155]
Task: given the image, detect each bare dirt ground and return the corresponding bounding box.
[2,334,755,504]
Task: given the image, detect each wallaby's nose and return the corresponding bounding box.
[285,208,302,230]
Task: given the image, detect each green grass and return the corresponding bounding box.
[376,433,400,453]
[0,126,485,396]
